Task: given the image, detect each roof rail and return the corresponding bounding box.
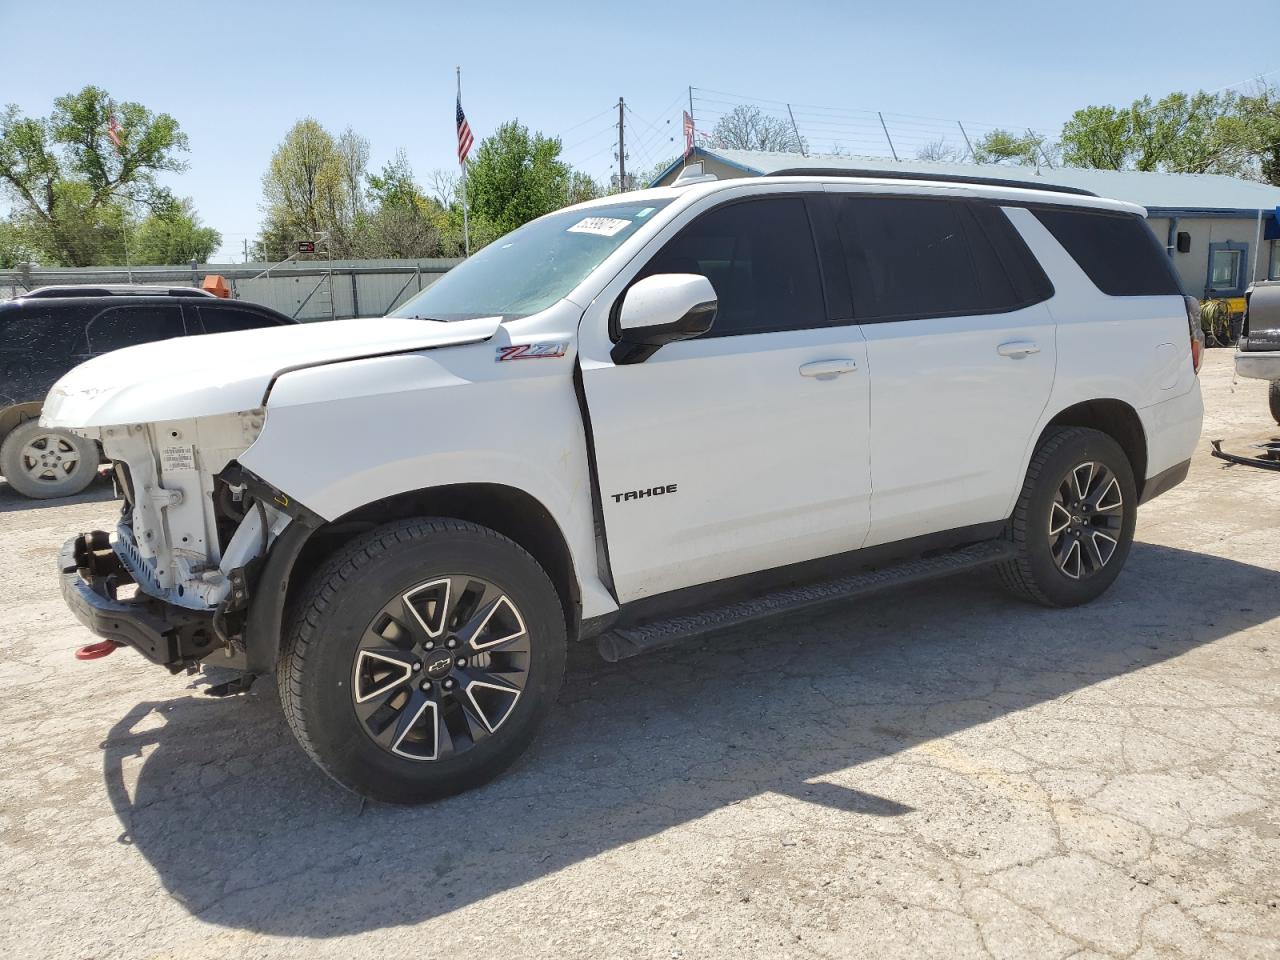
[767,167,1097,198]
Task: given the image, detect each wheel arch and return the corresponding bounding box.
[246,482,582,674]
[1036,399,1148,498]
[0,402,42,444]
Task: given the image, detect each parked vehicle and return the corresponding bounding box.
[47,169,1204,803]
[1229,281,1280,423]
[0,286,295,498]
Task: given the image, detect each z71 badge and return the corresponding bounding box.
[496,342,569,362]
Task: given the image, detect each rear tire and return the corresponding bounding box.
[1269,381,1280,425]
[279,517,567,804]
[998,427,1137,608]
[0,419,99,499]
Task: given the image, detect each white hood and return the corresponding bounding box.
[41,315,502,429]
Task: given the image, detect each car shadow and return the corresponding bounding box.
[0,469,114,513]
[100,541,1278,936]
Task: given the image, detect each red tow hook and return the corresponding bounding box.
[75,640,122,661]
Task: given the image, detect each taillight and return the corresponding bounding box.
[1185,296,1204,375]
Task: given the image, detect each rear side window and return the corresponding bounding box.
[86,305,185,354]
[197,304,286,334]
[638,196,827,337]
[0,307,86,358]
[1032,207,1181,296]
[831,195,1046,321]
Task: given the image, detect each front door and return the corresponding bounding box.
[580,195,873,603]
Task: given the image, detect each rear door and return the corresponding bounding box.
[83,303,186,358]
[579,193,873,602]
[827,190,1057,546]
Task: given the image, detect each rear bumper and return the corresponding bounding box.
[1234,351,1280,382]
[59,531,218,669]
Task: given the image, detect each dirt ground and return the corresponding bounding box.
[0,349,1276,960]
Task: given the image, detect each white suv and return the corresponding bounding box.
[47,168,1204,803]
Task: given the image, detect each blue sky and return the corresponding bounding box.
[2,0,1276,261]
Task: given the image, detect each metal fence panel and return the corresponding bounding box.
[0,260,459,320]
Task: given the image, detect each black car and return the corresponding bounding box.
[0,286,295,499]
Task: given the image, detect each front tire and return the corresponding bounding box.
[998,427,1137,607]
[0,419,99,499]
[279,518,567,804]
[1268,381,1280,425]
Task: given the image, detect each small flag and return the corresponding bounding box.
[107,114,123,151]
[456,95,474,166]
[683,111,695,157]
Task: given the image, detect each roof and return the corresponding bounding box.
[654,148,1280,216]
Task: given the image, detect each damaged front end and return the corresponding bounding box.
[58,410,318,676]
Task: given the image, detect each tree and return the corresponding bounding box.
[710,104,805,153]
[1058,88,1279,177]
[362,150,444,259]
[258,118,368,260]
[0,85,190,265]
[131,198,221,264]
[916,138,966,162]
[972,129,1053,166]
[464,121,574,239]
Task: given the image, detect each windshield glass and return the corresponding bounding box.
[390,199,672,322]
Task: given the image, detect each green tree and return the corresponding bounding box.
[0,85,189,265]
[258,118,367,260]
[1059,88,1278,177]
[972,129,1053,166]
[131,198,221,264]
[362,150,444,258]
[464,121,574,239]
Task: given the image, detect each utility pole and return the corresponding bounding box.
[957,121,974,161]
[243,238,249,263]
[617,97,626,190]
[786,103,806,157]
[878,112,899,162]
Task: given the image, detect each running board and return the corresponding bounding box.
[596,540,1015,662]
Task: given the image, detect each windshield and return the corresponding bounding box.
[390,199,672,322]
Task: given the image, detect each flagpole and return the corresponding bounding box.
[457,66,470,258]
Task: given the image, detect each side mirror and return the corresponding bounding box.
[611,273,717,365]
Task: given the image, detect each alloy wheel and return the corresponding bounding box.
[20,433,82,486]
[1048,460,1124,580]
[352,575,530,761]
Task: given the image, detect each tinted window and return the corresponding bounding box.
[1032,207,1181,296]
[832,195,1039,321]
[198,304,286,334]
[638,197,826,337]
[0,306,88,358]
[86,305,184,354]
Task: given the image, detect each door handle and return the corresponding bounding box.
[799,359,858,379]
[997,340,1040,359]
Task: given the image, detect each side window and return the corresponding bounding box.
[86,305,185,355]
[831,195,1034,321]
[637,197,826,337]
[197,305,285,334]
[1032,207,1182,296]
[0,308,83,359]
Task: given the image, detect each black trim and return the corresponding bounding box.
[242,520,316,674]
[768,167,1097,197]
[572,359,618,602]
[217,462,324,528]
[1139,457,1192,503]
[611,520,1007,631]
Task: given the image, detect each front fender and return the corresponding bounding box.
[238,342,615,621]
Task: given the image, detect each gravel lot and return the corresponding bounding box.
[1,349,1277,960]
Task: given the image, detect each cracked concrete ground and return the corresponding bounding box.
[1,349,1277,960]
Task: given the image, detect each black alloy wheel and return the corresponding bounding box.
[1047,460,1125,581]
[352,575,531,762]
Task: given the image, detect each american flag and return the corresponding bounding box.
[107,114,123,151]
[456,94,474,165]
[683,111,695,156]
